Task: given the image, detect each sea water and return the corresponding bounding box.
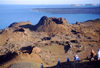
[0,5,100,29]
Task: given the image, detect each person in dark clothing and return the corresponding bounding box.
[90,49,96,61]
[67,58,70,62]
[57,60,61,68]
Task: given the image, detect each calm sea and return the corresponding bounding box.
[0,5,100,29]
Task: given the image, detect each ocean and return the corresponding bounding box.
[0,5,100,29]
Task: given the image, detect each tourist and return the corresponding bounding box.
[41,63,43,68]
[90,49,96,61]
[57,60,61,68]
[66,58,70,62]
[97,49,100,60]
[57,60,60,65]
[74,55,79,61]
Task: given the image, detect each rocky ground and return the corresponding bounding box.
[0,16,100,68]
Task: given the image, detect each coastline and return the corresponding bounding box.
[33,7,100,14]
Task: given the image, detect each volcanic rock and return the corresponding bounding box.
[34,16,70,34]
[0,17,100,68]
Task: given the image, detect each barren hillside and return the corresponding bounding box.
[0,16,100,68]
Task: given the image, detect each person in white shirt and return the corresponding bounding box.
[74,55,79,61]
[97,49,100,60]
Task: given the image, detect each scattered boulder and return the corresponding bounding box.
[64,44,71,53]
[20,46,33,54]
[76,50,82,53]
[50,41,70,46]
[32,47,42,54]
[8,22,18,28]
[71,29,79,34]
[76,21,81,25]
[75,45,82,48]
[70,40,78,43]
[14,28,25,32]
[42,37,51,41]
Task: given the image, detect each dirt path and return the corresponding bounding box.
[0,53,46,68]
[8,62,39,68]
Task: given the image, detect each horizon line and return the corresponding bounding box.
[0,3,100,5]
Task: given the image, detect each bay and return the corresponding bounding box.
[0,5,100,29]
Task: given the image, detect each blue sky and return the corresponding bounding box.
[0,0,100,5]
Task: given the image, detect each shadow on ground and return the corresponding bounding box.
[20,46,34,54]
[19,24,34,31]
[0,52,18,65]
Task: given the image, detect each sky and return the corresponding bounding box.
[0,0,99,5]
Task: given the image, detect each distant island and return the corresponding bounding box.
[33,7,100,14]
[0,16,100,68]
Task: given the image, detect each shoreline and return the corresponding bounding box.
[32,8,100,14]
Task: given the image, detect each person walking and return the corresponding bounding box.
[41,63,43,68]
[97,49,100,60]
[74,55,79,61]
[57,60,60,65]
[90,49,96,61]
[66,58,70,62]
[57,60,61,68]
